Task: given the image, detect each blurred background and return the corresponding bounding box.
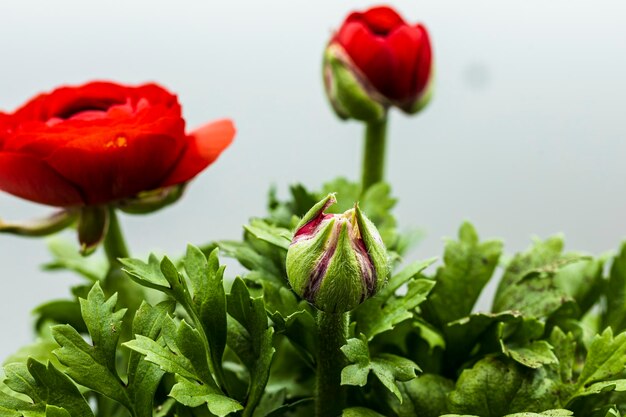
[1,0,625,360]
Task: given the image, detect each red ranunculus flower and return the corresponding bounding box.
[0,81,235,207]
[324,5,433,119]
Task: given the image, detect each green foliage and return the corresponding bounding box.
[340,336,420,401]
[6,177,626,416]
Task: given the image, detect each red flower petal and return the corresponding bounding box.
[162,119,235,187]
[386,25,426,103]
[413,24,433,100]
[45,131,184,205]
[0,152,83,206]
[336,21,393,98]
[358,6,406,35]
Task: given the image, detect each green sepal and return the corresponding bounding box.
[0,209,78,237]
[403,65,435,115]
[323,44,386,122]
[118,184,186,214]
[77,206,109,256]
[315,220,364,312]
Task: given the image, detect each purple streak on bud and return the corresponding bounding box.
[292,196,336,245]
[351,235,377,301]
[303,221,340,302]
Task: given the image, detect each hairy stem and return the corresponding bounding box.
[316,311,348,417]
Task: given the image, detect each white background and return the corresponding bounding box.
[1,0,625,360]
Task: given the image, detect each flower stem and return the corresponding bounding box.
[361,115,388,194]
[316,311,348,417]
[102,207,144,312]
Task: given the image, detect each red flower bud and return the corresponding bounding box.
[0,81,235,207]
[324,5,434,119]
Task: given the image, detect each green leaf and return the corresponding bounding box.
[355,259,436,340]
[341,336,420,401]
[425,222,502,326]
[126,301,174,417]
[590,405,621,417]
[569,328,626,401]
[45,405,71,417]
[227,278,275,417]
[51,282,130,409]
[0,359,93,417]
[554,257,604,315]
[387,373,454,417]
[243,220,291,251]
[447,356,560,417]
[445,311,523,361]
[43,237,106,282]
[33,300,86,334]
[549,327,576,385]
[605,243,626,332]
[169,377,242,417]
[501,340,558,369]
[215,241,283,283]
[124,334,197,382]
[120,254,170,291]
[501,411,573,417]
[261,280,316,366]
[493,237,582,318]
[184,246,228,384]
[342,407,387,417]
[319,178,360,214]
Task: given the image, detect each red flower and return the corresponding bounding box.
[0,81,235,207]
[325,5,433,117]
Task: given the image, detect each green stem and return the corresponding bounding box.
[103,207,129,263]
[316,311,348,417]
[102,207,144,313]
[361,115,388,194]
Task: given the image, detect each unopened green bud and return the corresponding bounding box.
[286,194,389,313]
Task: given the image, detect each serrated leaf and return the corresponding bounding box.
[549,327,576,385]
[570,328,626,401]
[169,377,242,417]
[227,278,275,417]
[493,237,582,318]
[243,221,291,251]
[176,319,218,389]
[124,335,197,382]
[502,340,557,369]
[387,373,454,417]
[604,243,626,332]
[120,254,170,291]
[45,405,71,417]
[341,336,420,401]
[215,241,283,282]
[355,259,436,340]
[554,257,604,315]
[342,407,387,417]
[0,359,93,417]
[184,246,227,386]
[445,311,523,362]
[447,356,560,417]
[261,280,316,366]
[51,282,130,409]
[126,301,174,417]
[425,222,502,326]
